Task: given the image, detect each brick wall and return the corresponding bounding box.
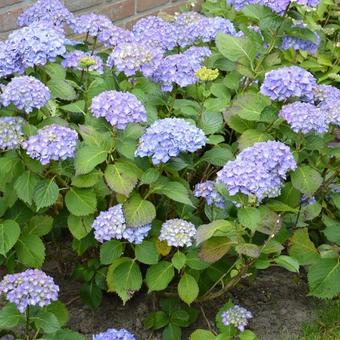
[0,0,202,39]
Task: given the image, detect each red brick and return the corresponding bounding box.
[137,0,168,12]
[0,0,22,8]
[100,0,135,21]
[64,0,103,12]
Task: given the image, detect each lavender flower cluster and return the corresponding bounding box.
[62,51,104,73]
[194,181,226,209]
[159,219,196,247]
[0,117,25,151]
[282,31,320,55]
[97,25,134,48]
[216,141,296,202]
[0,269,59,313]
[151,47,211,91]
[92,204,151,244]
[70,13,113,37]
[90,91,147,130]
[221,305,253,332]
[135,118,206,165]
[22,124,78,165]
[17,0,74,28]
[107,42,163,77]
[1,22,66,76]
[93,328,135,340]
[0,76,50,113]
[261,66,316,102]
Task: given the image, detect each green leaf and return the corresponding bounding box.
[65,188,97,216]
[112,259,142,291]
[163,324,181,340]
[289,228,320,265]
[144,311,169,330]
[178,273,199,305]
[135,241,159,265]
[146,261,175,292]
[172,251,186,270]
[204,98,229,112]
[74,145,108,175]
[140,168,160,185]
[67,215,93,240]
[170,310,190,327]
[26,215,53,236]
[238,129,272,150]
[42,329,85,340]
[238,207,261,232]
[0,220,21,256]
[45,63,66,80]
[216,33,256,64]
[200,111,224,135]
[231,93,270,121]
[291,165,323,196]
[236,243,261,258]
[104,163,138,196]
[200,146,234,166]
[274,255,299,273]
[80,281,102,309]
[14,171,39,205]
[199,237,233,263]
[33,179,59,210]
[72,171,102,188]
[0,304,23,329]
[33,311,60,334]
[153,181,194,207]
[123,194,156,227]
[47,79,77,100]
[322,215,340,245]
[308,258,340,298]
[196,220,236,245]
[44,301,69,327]
[16,234,45,268]
[239,330,258,340]
[60,100,85,113]
[100,240,123,265]
[190,330,216,340]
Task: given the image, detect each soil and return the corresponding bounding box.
[53,263,319,340]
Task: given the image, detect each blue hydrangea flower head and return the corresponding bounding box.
[282,22,320,54]
[216,141,296,202]
[62,50,104,73]
[279,102,328,134]
[90,91,147,130]
[194,181,225,209]
[0,41,21,78]
[22,124,78,165]
[0,76,51,113]
[151,47,211,91]
[221,305,253,332]
[0,269,59,313]
[0,117,25,151]
[260,66,316,102]
[159,219,196,247]
[97,25,134,48]
[6,22,66,71]
[132,16,178,50]
[71,13,113,37]
[295,0,320,7]
[227,0,290,14]
[17,0,74,28]
[107,42,163,77]
[92,204,151,244]
[135,118,206,165]
[93,328,135,340]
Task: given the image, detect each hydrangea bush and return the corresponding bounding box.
[0,0,339,339]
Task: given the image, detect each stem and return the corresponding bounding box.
[91,37,98,56]
[25,306,30,340]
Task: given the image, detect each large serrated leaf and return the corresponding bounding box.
[33,179,59,211]
[74,145,108,175]
[145,261,174,292]
[65,188,97,216]
[14,171,39,205]
[199,237,233,263]
[111,259,142,291]
[178,273,199,305]
[291,165,323,196]
[0,220,20,256]
[16,234,45,268]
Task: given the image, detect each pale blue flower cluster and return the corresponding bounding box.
[135,118,206,165]
[132,16,178,50]
[71,13,113,37]
[159,219,196,247]
[227,0,290,14]
[216,141,296,202]
[0,76,50,113]
[97,25,134,48]
[17,0,74,28]
[5,22,66,73]
[90,91,147,130]
[0,117,25,151]
[92,204,151,244]
[107,42,163,77]
[296,0,320,6]
[0,269,59,313]
[93,328,135,340]
[151,47,211,91]
[0,41,19,78]
[221,305,253,332]
[22,124,78,165]
[194,181,226,209]
[261,66,316,102]
[62,50,104,73]
[279,102,327,134]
